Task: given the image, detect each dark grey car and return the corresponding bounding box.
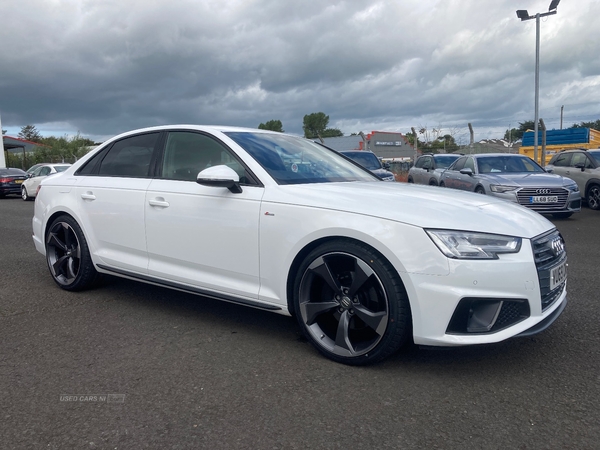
[339,151,396,181]
[439,153,581,218]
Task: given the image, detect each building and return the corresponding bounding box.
[322,131,414,160]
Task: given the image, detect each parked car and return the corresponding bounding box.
[439,153,581,218]
[545,149,600,210]
[25,163,44,176]
[21,163,71,200]
[408,153,461,185]
[33,126,567,365]
[0,168,28,198]
[339,150,396,181]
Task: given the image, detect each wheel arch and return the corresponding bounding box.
[285,235,411,319]
[584,178,600,196]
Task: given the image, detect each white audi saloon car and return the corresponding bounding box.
[33,126,568,365]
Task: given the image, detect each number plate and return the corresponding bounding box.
[550,260,567,291]
[14,179,23,184]
[530,195,558,204]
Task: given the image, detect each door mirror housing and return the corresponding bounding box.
[459,168,474,176]
[196,165,243,193]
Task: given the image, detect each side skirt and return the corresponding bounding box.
[96,264,282,311]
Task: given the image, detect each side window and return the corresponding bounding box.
[552,153,571,167]
[32,166,45,177]
[464,157,475,172]
[571,152,589,168]
[415,157,426,169]
[39,166,51,176]
[452,157,466,171]
[422,157,432,170]
[161,132,253,184]
[97,133,158,177]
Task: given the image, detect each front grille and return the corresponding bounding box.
[516,187,569,211]
[532,229,567,311]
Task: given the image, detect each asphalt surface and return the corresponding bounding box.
[1,196,599,449]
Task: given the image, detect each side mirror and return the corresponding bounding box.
[574,162,585,171]
[459,168,474,176]
[196,165,242,194]
[383,162,391,170]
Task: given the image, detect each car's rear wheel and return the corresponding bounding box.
[45,215,98,291]
[21,186,31,201]
[407,177,413,183]
[429,179,437,186]
[293,240,410,365]
[587,184,600,210]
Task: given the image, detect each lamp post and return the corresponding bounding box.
[516,0,560,164]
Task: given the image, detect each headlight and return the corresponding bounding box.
[426,230,522,259]
[490,184,518,193]
[564,183,579,192]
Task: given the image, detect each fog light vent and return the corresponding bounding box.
[447,298,530,335]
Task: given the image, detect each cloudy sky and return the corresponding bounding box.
[1,0,599,144]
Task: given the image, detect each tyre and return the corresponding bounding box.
[439,182,445,188]
[22,186,31,201]
[429,179,437,186]
[587,184,600,210]
[552,212,573,219]
[407,177,413,183]
[475,186,485,194]
[45,215,98,291]
[292,239,411,365]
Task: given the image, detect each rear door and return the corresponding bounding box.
[73,132,160,273]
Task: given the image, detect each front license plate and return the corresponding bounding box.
[530,195,558,204]
[550,260,567,291]
[14,179,23,184]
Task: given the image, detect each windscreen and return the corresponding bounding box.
[477,156,545,174]
[225,132,378,185]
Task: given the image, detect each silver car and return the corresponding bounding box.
[408,153,461,186]
[545,149,600,210]
[439,153,581,218]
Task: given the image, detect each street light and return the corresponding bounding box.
[516,0,560,164]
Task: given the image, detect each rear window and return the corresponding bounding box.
[0,168,26,176]
[54,166,70,173]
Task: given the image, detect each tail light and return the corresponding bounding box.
[0,177,11,183]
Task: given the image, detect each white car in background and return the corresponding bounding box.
[32,126,567,365]
[22,163,71,200]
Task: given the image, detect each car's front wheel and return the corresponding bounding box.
[293,240,411,365]
[45,215,98,291]
[475,186,485,194]
[587,184,600,210]
[21,186,31,201]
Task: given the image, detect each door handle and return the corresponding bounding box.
[149,198,170,208]
[81,192,96,201]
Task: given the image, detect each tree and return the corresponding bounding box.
[18,124,43,143]
[258,120,284,132]
[504,120,534,142]
[302,112,342,139]
[570,120,600,131]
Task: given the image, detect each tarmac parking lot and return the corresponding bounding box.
[1,197,599,449]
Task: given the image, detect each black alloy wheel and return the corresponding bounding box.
[293,240,410,365]
[587,184,600,210]
[475,186,485,194]
[46,215,98,291]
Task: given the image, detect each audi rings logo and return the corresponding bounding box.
[536,188,552,195]
[551,237,565,256]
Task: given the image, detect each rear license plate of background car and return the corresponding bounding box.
[550,260,567,291]
[14,180,23,184]
[530,195,558,203]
